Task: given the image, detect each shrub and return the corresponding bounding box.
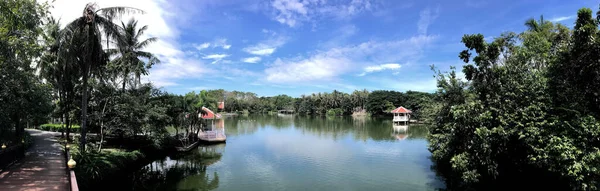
[71,147,145,190]
[326,108,344,116]
[39,123,80,133]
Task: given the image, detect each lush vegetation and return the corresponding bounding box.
[39,123,81,133]
[203,89,433,118]
[0,0,54,145]
[9,0,600,190]
[428,8,600,190]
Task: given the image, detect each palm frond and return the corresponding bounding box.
[135,25,148,40]
[95,16,122,40]
[136,37,157,50]
[105,48,120,57]
[96,6,145,20]
[136,51,155,59]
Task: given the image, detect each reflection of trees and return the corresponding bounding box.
[131,145,223,190]
[405,125,429,139]
[225,115,429,142]
[225,115,296,136]
[292,116,398,141]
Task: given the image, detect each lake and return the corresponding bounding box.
[131,115,445,190]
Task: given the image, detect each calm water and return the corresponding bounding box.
[132,115,444,190]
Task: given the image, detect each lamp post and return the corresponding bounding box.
[1,144,6,149]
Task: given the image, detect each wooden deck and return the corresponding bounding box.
[198,131,226,143]
[0,129,68,191]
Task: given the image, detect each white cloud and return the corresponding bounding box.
[213,38,231,49]
[194,43,211,50]
[359,63,402,76]
[246,47,276,56]
[417,6,440,34]
[365,63,401,72]
[202,54,229,59]
[265,35,436,83]
[271,0,307,27]
[549,16,574,22]
[243,35,287,56]
[144,57,213,87]
[265,54,352,83]
[242,57,262,63]
[194,38,231,50]
[202,54,229,64]
[271,0,375,27]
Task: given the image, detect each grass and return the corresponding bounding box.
[39,123,80,133]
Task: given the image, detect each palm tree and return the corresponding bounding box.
[40,17,80,142]
[108,18,160,91]
[525,15,553,33]
[58,3,143,152]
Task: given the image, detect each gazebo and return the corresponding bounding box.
[391,106,412,131]
[198,107,226,143]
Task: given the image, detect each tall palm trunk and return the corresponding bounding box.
[80,64,89,152]
[122,68,128,91]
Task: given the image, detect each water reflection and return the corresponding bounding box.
[132,145,224,191]
[226,115,429,141]
[134,115,442,191]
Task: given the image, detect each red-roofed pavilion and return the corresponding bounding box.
[392,106,412,129]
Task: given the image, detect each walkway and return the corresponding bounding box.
[0,129,68,191]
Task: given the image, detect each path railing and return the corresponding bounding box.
[0,144,25,170]
[65,147,79,191]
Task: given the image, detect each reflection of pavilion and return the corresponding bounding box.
[391,128,409,140]
[393,133,409,140]
[198,107,226,143]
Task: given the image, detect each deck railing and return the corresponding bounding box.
[393,116,408,121]
[199,130,226,140]
[0,144,25,170]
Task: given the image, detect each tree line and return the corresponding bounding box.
[185,89,433,117]
[427,7,600,190]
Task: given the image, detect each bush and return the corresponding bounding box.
[326,108,344,116]
[72,148,145,190]
[39,123,80,133]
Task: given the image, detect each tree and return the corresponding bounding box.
[549,8,600,118]
[108,18,159,90]
[0,0,52,141]
[58,3,143,152]
[429,7,600,190]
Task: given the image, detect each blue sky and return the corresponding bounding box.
[48,0,598,97]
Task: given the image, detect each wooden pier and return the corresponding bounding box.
[198,131,226,143]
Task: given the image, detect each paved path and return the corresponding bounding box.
[0,129,68,191]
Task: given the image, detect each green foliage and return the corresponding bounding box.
[39,123,81,133]
[429,7,600,190]
[326,108,344,116]
[366,90,433,117]
[107,18,160,90]
[177,88,432,118]
[0,0,52,139]
[72,147,145,190]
